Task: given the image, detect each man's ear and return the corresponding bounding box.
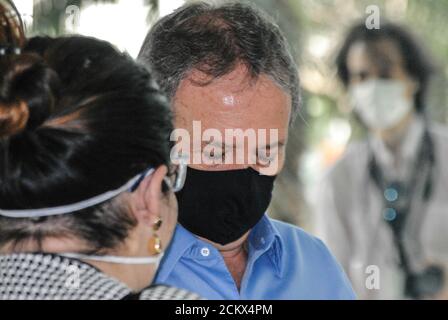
[131,165,168,226]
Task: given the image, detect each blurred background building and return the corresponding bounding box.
[15,0,448,231]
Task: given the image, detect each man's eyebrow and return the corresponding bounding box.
[258,140,286,150]
[200,140,224,148]
[200,139,286,150]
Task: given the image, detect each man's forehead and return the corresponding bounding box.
[174,65,291,117]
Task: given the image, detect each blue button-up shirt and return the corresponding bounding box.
[155,215,356,299]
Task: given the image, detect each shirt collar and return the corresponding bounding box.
[248,215,285,277]
[156,214,285,282]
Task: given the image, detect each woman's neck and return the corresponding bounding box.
[377,111,415,153]
[87,259,156,292]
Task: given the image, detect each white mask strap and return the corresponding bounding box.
[0,169,155,218]
[60,252,164,265]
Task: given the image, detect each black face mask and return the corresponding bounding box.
[176,167,276,245]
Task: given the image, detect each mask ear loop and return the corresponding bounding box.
[61,168,167,265]
[131,167,175,193]
[0,169,155,218]
[59,252,164,265]
[0,167,167,265]
[169,155,188,193]
[129,168,154,192]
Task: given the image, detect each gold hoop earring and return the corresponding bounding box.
[148,218,163,255]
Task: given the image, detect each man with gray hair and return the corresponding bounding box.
[138,1,355,299]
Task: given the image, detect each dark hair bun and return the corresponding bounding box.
[0,53,60,137]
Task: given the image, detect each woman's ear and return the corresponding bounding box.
[131,165,168,226]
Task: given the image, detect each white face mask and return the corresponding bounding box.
[349,79,413,130]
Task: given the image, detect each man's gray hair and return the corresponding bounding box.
[138,1,300,124]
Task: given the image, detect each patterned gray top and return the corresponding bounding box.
[0,253,201,300]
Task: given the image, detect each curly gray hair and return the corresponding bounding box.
[138,1,301,124]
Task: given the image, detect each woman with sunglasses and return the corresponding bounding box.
[0,2,194,300]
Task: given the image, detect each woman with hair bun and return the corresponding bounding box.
[0,2,197,300]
